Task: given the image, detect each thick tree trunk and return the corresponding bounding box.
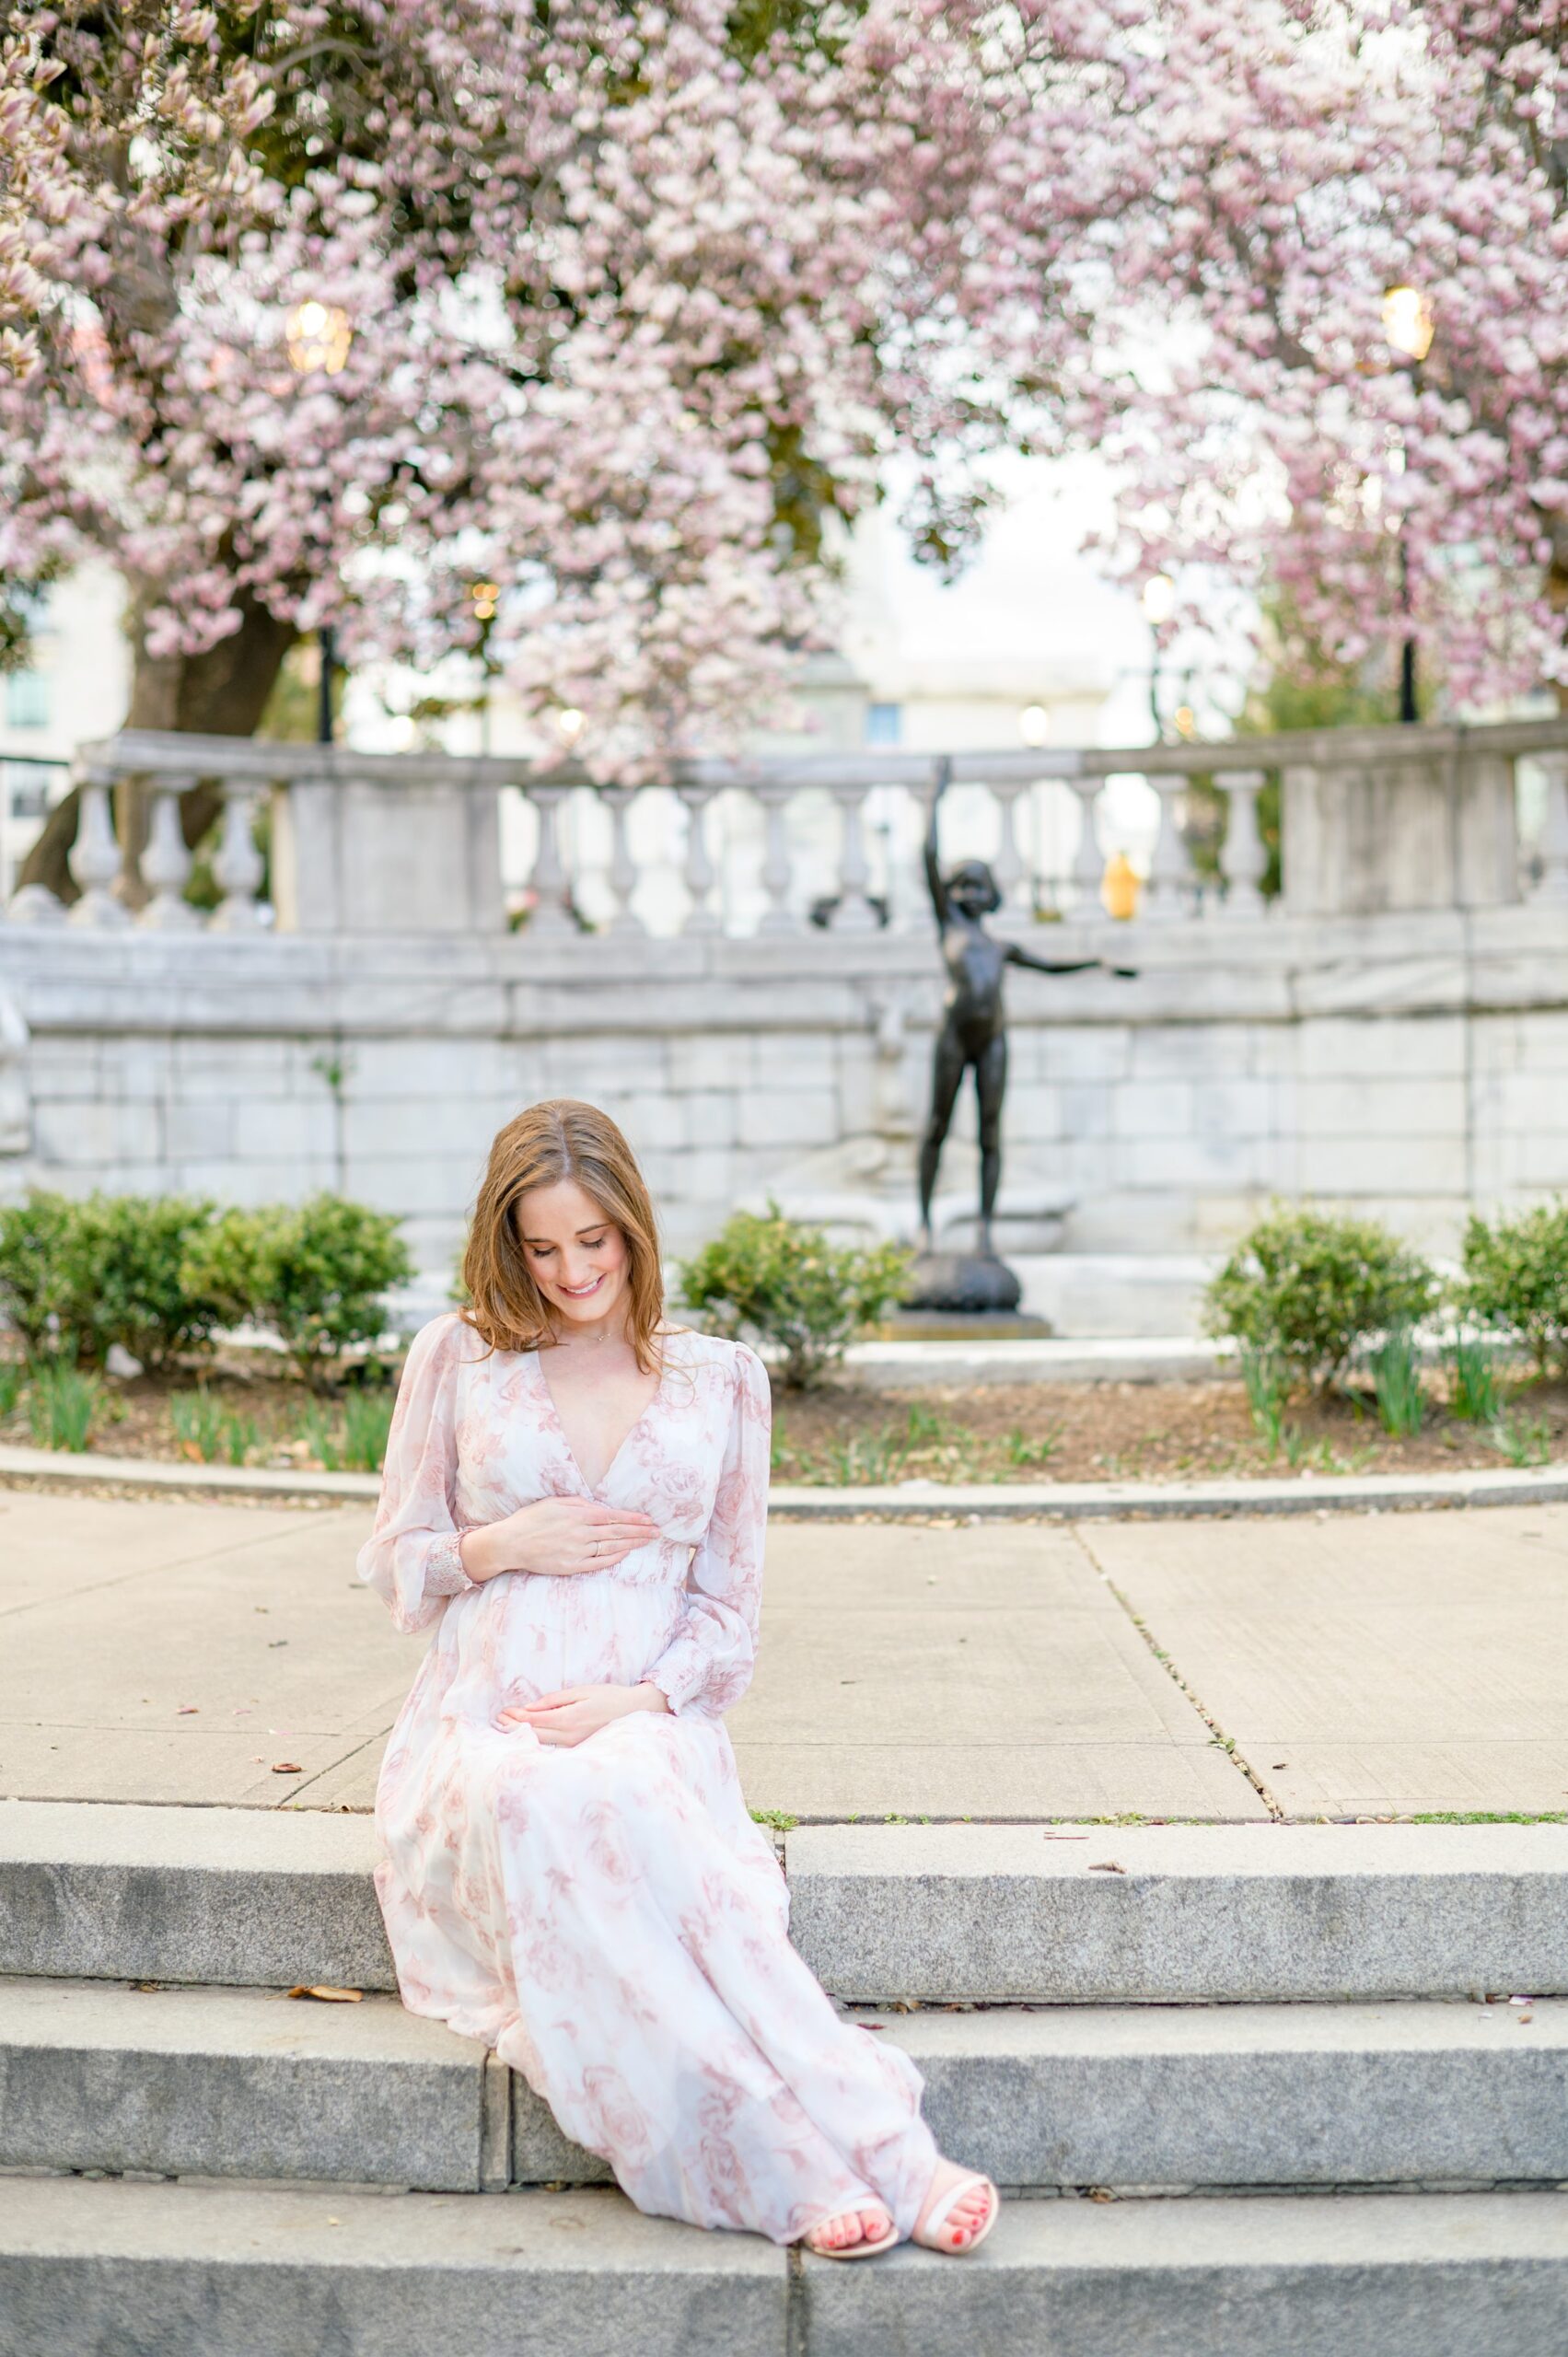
[17,586,297,904]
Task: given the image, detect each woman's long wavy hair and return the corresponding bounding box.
[461,1099,667,1372]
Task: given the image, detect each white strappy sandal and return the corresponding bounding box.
[800,2203,899,2262]
[912,2171,1001,2256]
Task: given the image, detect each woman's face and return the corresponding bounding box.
[515,1178,631,1334]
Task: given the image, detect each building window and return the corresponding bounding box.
[6,762,54,820]
[865,702,902,747]
[6,671,50,730]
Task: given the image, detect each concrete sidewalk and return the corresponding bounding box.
[5,1485,1568,1820]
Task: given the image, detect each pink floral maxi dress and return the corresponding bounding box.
[357,1312,938,2243]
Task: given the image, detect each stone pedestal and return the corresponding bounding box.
[902,1248,1025,1317]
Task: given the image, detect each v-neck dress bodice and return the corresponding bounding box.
[357,1312,936,2247]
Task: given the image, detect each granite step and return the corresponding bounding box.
[784,1821,1568,2003]
[8,1979,1568,2195]
[0,2176,782,2357]
[10,1804,1568,2005]
[5,2174,1568,2357]
[0,1801,393,1992]
[0,1979,499,2192]
[798,2187,1568,2357]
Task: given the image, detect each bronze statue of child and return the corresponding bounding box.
[919,762,1138,1259]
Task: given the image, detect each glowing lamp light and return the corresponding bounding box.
[285,300,354,376]
[1140,573,1176,626]
[470,581,500,622]
[1102,849,1140,921]
[555,707,586,744]
[1382,284,1434,364]
[1018,702,1051,748]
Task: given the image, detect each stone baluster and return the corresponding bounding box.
[4,878,67,924]
[1142,774,1198,921]
[67,772,130,928]
[138,774,201,928]
[754,778,800,935]
[523,781,575,935]
[990,779,1032,922]
[1217,769,1269,915]
[1536,752,1568,903]
[599,786,645,935]
[1066,779,1106,918]
[828,780,878,933]
[208,779,270,931]
[678,783,722,935]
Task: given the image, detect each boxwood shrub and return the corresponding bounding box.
[676,1202,910,1388]
[1455,1201,1568,1376]
[0,1189,412,1382]
[1203,1203,1437,1393]
[180,1193,414,1384]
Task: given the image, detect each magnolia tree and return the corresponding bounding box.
[0,37,61,387]
[4,0,1565,906]
[1024,0,1568,712]
[1,0,1109,864]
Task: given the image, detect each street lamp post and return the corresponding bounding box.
[317,625,337,747]
[284,299,354,747]
[1381,285,1434,726]
[1141,574,1176,734]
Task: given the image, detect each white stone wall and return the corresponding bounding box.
[4,903,1567,1276]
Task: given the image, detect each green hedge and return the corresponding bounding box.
[1456,1201,1568,1376]
[676,1202,910,1388]
[0,1190,412,1380]
[1203,1204,1437,1392]
[182,1195,413,1383]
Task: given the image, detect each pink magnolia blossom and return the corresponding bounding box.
[1012,0,1568,709]
[5,0,1563,747]
[0,0,1065,761]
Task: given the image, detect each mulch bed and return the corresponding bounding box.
[769,1373,1568,1485]
[4,1345,1565,1485]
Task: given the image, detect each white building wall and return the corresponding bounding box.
[0,564,132,898]
[6,907,1566,1288]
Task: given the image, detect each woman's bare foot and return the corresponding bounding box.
[803,2201,896,2258]
[912,2157,996,2253]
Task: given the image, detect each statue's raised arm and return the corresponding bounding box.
[1005,942,1139,980]
[923,758,952,925]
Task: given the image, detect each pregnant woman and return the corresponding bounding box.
[358,1097,997,2260]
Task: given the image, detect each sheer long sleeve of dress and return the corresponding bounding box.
[358,1314,937,2245]
[356,1314,479,1632]
[644,1341,768,1716]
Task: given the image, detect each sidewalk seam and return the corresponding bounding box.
[1072,1527,1282,1822]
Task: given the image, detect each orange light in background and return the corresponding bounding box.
[1140,574,1176,626]
[1382,285,1434,363]
[285,300,354,376]
[470,582,500,622]
[1102,849,1140,921]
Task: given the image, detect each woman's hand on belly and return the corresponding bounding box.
[496,1681,671,1747]
[459,1498,660,1582]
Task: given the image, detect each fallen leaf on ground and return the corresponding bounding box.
[286,1986,364,2003]
[176,1705,199,1715]
[271,1761,303,1774]
[1089,1862,1126,1874]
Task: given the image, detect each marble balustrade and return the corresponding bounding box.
[6,722,1566,940]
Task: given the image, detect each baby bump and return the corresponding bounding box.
[436,1570,685,1718]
